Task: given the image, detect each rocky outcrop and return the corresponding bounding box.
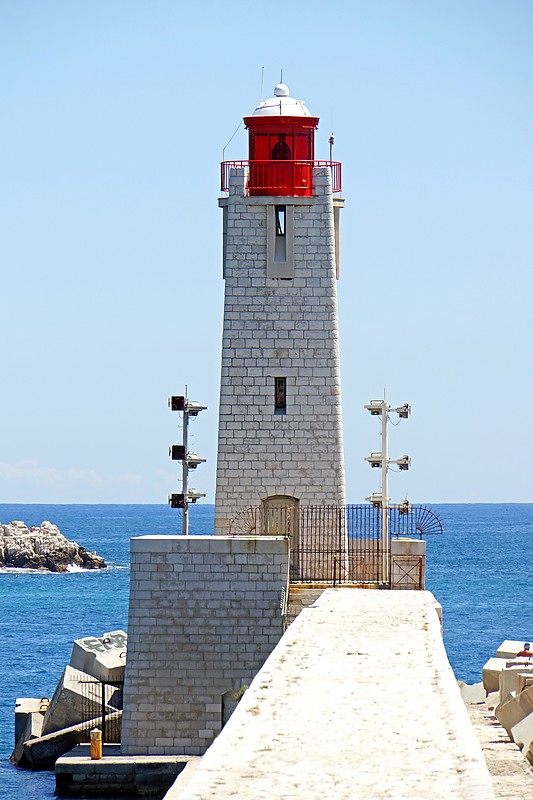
[0,520,106,572]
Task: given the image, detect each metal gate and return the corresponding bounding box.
[78,680,124,743]
[229,504,442,586]
[344,504,387,584]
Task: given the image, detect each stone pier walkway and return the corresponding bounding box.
[168,589,494,799]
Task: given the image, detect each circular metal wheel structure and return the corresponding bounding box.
[388,504,444,538]
[229,507,259,536]
[414,505,444,536]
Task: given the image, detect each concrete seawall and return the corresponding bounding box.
[167,589,494,800]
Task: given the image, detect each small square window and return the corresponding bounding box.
[275,377,287,414]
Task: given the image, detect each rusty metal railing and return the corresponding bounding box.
[229,504,442,587]
[333,555,370,586]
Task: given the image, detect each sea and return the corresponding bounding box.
[0,502,531,799]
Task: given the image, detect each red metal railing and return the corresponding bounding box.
[220,160,342,196]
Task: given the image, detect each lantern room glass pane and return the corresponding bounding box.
[250,133,270,160]
[294,132,313,160]
[270,133,292,160]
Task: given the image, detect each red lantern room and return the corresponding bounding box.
[221,83,341,197]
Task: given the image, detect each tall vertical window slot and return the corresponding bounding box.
[267,204,294,278]
[275,377,287,415]
[274,206,286,262]
[275,206,286,235]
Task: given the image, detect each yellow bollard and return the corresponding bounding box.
[90,728,102,760]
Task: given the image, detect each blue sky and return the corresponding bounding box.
[2,1,533,503]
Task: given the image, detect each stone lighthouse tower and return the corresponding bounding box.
[215,83,345,539]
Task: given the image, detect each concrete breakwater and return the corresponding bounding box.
[457,643,533,797]
[479,642,533,765]
[0,519,106,571]
[12,629,126,769]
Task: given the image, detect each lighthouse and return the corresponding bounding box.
[215,83,345,548]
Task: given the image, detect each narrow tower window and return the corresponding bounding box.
[275,377,287,415]
[267,204,294,277]
[275,206,286,236]
[274,206,287,263]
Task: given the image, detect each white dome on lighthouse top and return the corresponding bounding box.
[251,84,313,117]
[274,83,289,96]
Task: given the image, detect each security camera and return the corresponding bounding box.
[365,452,383,468]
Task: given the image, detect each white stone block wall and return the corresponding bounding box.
[121,535,289,756]
[215,167,345,535]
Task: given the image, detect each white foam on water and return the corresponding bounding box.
[66,563,89,573]
[0,564,123,575]
[0,566,62,575]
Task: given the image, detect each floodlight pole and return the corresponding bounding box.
[365,399,411,584]
[182,406,189,536]
[168,392,207,533]
[381,403,388,576]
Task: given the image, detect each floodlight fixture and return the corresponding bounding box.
[187,488,206,504]
[395,455,411,471]
[364,400,384,416]
[365,452,383,468]
[394,403,411,419]
[366,492,386,508]
[186,400,207,417]
[186,452,206,470]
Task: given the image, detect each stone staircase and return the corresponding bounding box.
[285,585,326,628]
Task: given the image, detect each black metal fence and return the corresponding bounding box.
[229,504,442,585]
[78,680,124,743]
